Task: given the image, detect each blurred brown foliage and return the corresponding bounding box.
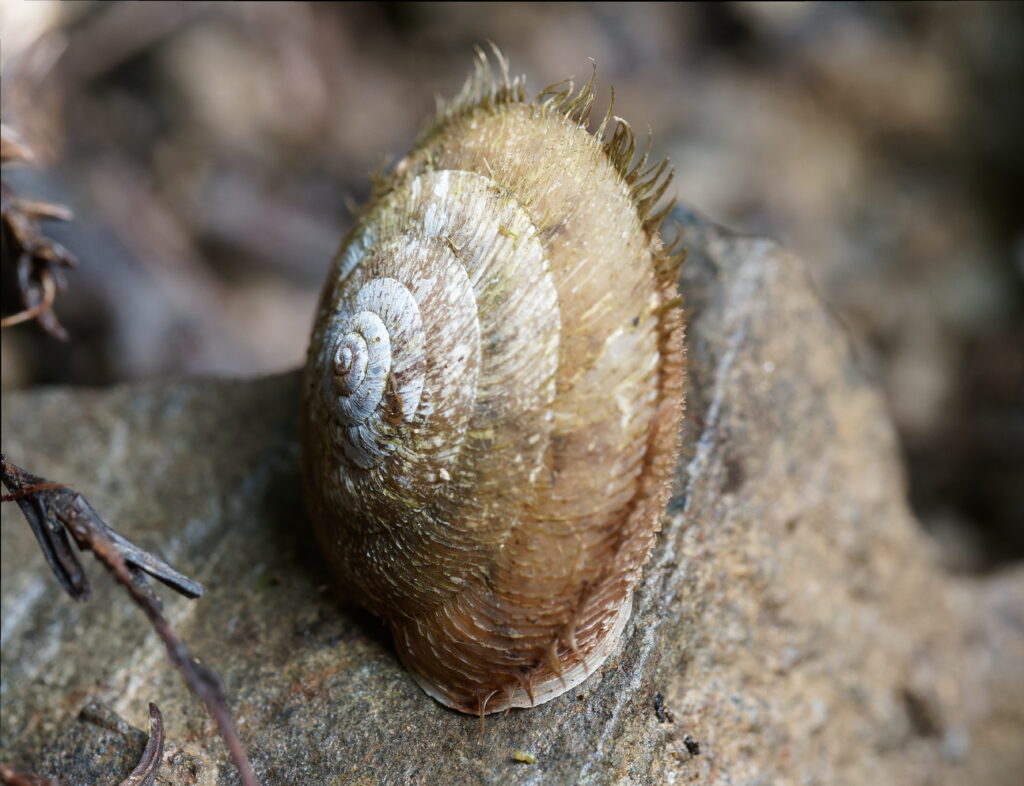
[1,1,1021,570]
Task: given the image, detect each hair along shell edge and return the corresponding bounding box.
[404,44,685,281]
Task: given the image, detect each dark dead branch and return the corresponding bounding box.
[0,455,259,785]
[0,124,78,340]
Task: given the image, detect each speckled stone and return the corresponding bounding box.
[2,210,1022,785]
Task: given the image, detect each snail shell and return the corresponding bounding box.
[301,51,685,715]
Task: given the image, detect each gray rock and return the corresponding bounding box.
[2,211,1022,785]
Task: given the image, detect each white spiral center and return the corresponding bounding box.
[333,336,366,396]
[320,276,431,469]
[331,311,391,425]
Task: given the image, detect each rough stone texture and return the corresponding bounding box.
[2,210,1022,785]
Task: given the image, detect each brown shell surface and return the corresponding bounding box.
[300,62,685,715]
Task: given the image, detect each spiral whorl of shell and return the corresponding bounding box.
[301,51,684,715]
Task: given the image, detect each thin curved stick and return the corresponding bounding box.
[0,269,56,328]
[120,703,164,786]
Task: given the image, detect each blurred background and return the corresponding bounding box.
[1,1,1021,571]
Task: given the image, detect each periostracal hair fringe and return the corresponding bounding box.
[416,45,684,276]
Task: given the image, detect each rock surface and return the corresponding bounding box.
[2,210,1022,785]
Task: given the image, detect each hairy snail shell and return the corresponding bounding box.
[300,50,685,715]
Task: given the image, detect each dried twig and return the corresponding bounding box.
[0,702,163,785]
[0,124,77,340]
[120,703,164,786]
[0,457,202,600]
[1,455,259,785]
